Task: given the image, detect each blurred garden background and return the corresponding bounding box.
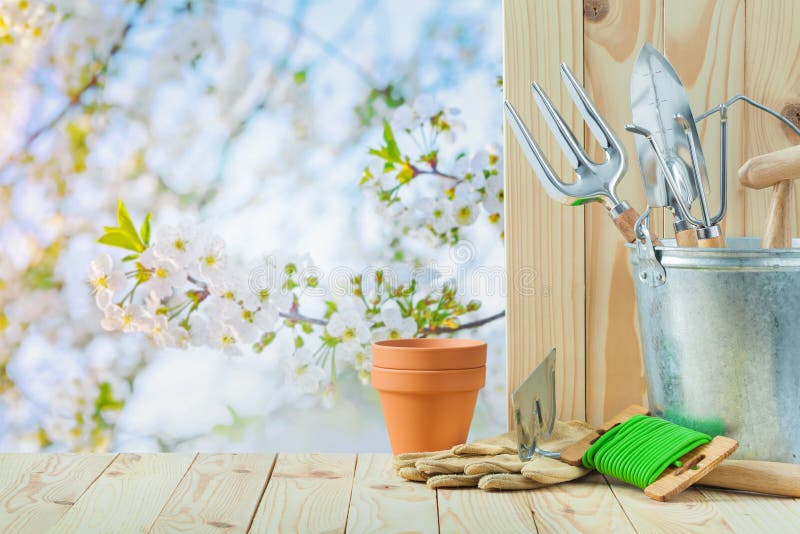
[0,0,504,452]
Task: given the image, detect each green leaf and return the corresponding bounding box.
[212,406,260,442]
[324,300,338,319]
[382,120,402,162]
[293,70,307,84]
[98,229,144,252]
[294,335,304,348]
[121,253,139,262]
[94,382,125,413]
[116,200,139,239]
[140,212,152,246]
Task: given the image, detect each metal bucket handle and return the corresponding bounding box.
[634,206,666,287]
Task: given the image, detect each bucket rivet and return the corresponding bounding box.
[656,273,665,282]
[640,272,648,281]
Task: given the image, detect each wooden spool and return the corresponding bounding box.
[559,405,738,502]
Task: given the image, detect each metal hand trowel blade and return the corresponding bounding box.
[631,43,710,211]
[512,348,556,461]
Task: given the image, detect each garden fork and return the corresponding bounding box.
[505,63,659,245]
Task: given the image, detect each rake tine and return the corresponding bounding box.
[504,101,570,202]
[531,81,593,172]
[559,63,618,153]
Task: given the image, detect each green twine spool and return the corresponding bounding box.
[582,414,711,488]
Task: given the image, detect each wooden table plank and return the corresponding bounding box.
[0,453,115,533]
[438,488,536,534]
[346,454,437,534]
[530,473,635,533]
[48,453,195,533]
[249,453,355,534]
[608,477,736,532]
[149,453,276,533]
[696,487,800,532]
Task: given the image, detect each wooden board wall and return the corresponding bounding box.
[504,0,800,426]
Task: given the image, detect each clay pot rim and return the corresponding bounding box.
[371,365,486,393]
[373,338,485,349]
[371,365,485,372]
[372,338,487,370]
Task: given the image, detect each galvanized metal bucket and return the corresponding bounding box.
[628,236,800,462]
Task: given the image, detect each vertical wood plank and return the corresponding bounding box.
[608,479,735,532]
[745,0,800,238]
[149,453,276,533]
[49,453,195,533]
[346,454,437,533]
[248,453,355,534]
[665,0,745,238]
[530,473,635,533]
[583,0,662,425]
[0,453,115,533]
[504,0,585,424]
[438,488,536,533]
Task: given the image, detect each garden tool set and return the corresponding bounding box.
[394,350,800,500]
[489,41,800,500]
[505,43,800,251]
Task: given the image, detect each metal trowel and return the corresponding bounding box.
[512,348,560,461]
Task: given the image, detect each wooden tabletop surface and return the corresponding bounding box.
[0,453,798,533]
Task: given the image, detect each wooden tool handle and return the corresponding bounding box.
[696,234,726,248]
[612,206,663,246]
[700,459,800,497]
[761,180,794,248]
[675,228,698,247]
[739,144,800,189]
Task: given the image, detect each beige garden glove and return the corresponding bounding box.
[392,420,594,490]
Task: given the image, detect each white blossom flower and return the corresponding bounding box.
[154,225,196,267]
[190,235,227,285]
[483,173,504,214]
[146,315,179,348]
[100,304,154,333]
[88,254,125,309]
[327,302,371,361]
[284,348,326,394]
[391,104,418,131]
[207,319,242,356]
[420,198,455,234]
[372,300,417,341]
[451,182,481,226]
[413,94,439,119]
[140,249,187,299]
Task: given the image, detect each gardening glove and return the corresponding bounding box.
[393,420,594,490]
[392,433,516,484]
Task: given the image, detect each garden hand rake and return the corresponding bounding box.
[505,63,659,245]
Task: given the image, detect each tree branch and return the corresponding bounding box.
[279,311,327,327]
[422,309,505,334]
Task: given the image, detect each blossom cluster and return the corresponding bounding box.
[92,202,486,401]
[361,95,505,245]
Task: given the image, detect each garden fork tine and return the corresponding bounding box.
[505,63,660,245]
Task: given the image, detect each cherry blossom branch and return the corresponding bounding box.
[184,274,503,333]
[1,1,147,170]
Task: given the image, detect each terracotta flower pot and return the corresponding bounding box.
[371,339,487,454]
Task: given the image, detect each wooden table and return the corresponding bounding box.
[0,453,799,532]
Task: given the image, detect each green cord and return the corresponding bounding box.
[582,414,711,488]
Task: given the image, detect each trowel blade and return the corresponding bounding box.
[512,348,557,461]
[631,43,709,210]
